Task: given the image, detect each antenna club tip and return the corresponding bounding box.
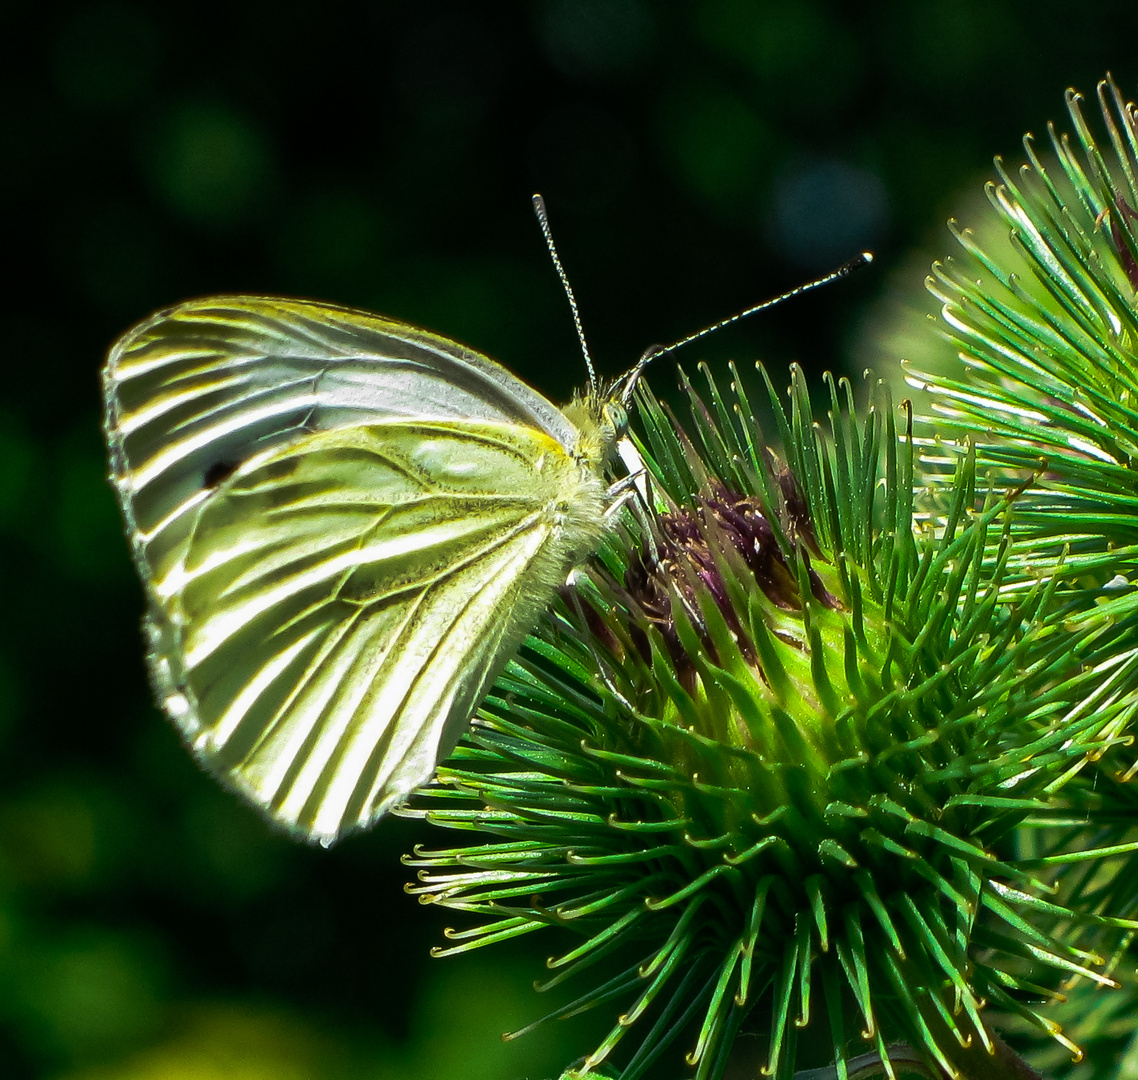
[840,251,874,274]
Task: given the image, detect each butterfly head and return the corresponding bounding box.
[562,389,630,470]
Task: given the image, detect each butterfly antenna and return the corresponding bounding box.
[618,250,874,404]
[533,194,597,390]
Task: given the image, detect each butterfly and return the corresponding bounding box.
[103,193,869,847]
[103,290,642,847]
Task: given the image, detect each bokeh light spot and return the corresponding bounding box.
[0,784,98,889]
[767,158,888,269]
[409,955,598,1080]
[656,83,771,209]
[55,1004,378,1080]
[146,103,275,228]
[15,929,165,1064]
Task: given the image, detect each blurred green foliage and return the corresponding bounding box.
[2,1,1136,1077]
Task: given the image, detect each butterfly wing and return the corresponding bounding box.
[103,297,607,844]
[103,296,581,585]
[142,418,607,844]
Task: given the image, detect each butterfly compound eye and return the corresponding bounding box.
[603,400,629,441]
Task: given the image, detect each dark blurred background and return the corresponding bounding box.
[1,2,1135,1078]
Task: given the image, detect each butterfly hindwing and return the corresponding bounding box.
[145,419,607,843]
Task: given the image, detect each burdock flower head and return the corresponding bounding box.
[403,322,1136,1075]
[399,76,1138,1080]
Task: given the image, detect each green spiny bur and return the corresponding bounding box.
[401,75,1138,1080]
[399,352,1132,1078]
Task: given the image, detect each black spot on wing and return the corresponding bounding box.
[203,460,239,488]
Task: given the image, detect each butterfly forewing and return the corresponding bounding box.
[104,297,613,844]
[105,297,581,577]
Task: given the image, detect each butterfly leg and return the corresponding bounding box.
[605,471,662,571]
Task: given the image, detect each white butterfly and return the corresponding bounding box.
[102,201,867,848]
[104,294,633,846]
